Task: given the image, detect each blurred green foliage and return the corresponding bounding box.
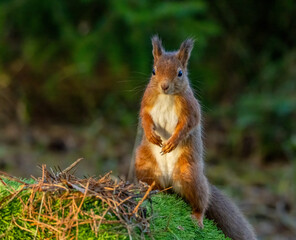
[0,0,218,123]
[0,0,295,163]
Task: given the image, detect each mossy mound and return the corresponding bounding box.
[0,176,228,239]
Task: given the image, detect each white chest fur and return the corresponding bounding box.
[149,94,181,187]
[150,94,178,140]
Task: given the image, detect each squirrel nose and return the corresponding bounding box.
[161,83,169,91]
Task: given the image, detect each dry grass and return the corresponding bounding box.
[0,159,157,239]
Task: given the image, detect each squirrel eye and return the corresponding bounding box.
[152,68,156,75]
[178,70,183,77]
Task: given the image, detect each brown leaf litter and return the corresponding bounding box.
[0,158,158,239]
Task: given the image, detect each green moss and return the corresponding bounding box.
[0,178,228,239]
[146,194,229,240]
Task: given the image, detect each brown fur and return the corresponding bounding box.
[135,35,256,239]
[135,143,162,189]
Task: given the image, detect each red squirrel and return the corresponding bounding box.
[134,36,256,240]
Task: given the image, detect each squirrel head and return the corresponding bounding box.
[150,35,194,95]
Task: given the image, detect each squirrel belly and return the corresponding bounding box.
[149,94,182,188]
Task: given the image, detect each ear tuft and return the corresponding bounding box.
[177,38,194,67]
[151,35,164,62]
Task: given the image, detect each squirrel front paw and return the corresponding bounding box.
[161,137,179,154]
[147,130,162,147]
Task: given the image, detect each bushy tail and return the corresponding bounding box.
[206,185,256,240]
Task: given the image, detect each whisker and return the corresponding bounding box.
[130,71,151,77]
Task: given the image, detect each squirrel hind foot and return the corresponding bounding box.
[192,211,204,229]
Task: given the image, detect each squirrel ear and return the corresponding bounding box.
[177,38,194,68]
[151,35,164,62]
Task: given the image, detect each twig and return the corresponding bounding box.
[133,181,155,215]
[60,158,83,174]
[34,192,45,239]
[0,171,27,184]
[12,216,35,234]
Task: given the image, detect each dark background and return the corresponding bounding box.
[0,0,295,239]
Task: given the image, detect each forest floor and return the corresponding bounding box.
[0,163,228,239]
[0,121,295,240]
